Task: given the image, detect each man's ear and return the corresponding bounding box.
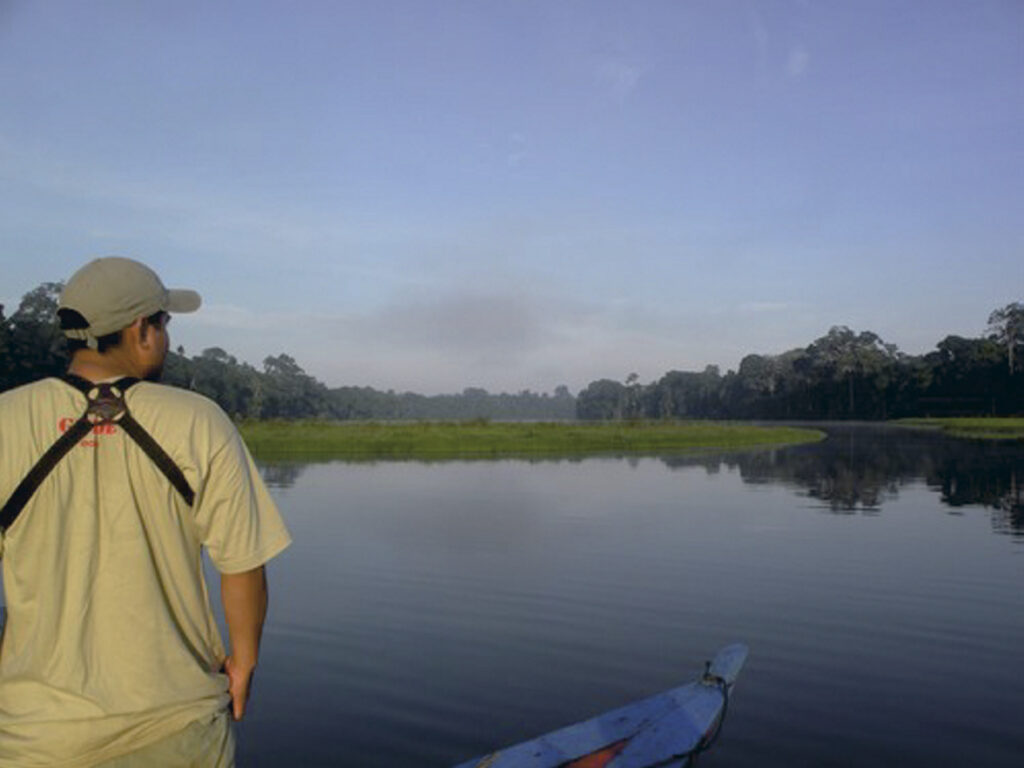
[127,317,149,347]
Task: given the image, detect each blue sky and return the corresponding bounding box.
[1,0,1021,394]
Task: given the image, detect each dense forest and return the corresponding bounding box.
[1,281,1021,421]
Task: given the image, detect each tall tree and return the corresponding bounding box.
[987,302,1024,375]
[576,379,626,420]
[623,372,642,417]
[804,327,898,418]
[263,353,304,378]
[5,282,67,388]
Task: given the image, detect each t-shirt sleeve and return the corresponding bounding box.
[193,428,291,574]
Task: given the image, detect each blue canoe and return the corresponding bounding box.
[452,643,748,768]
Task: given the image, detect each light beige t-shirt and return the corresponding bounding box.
[0,377,291,767]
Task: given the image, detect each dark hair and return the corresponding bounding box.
[59,309,167,354]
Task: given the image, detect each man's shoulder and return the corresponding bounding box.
[0,377,67,411]
[128,382,235,430]
[126,383,249,459]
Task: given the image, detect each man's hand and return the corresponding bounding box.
[220,566,269,721]
[224,655,256,721]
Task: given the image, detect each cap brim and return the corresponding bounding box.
[166,289,202,313]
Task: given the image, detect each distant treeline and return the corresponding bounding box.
[161,348,576,421]
[2,281,1021,420]
[578,310,1024,420]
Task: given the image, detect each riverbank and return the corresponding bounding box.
[898,417,1024,440]
[239,419,824,459]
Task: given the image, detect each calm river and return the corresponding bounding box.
[231,424,1023,767]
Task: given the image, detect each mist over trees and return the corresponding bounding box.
[1,280,1021,420]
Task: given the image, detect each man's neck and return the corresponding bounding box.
[67,351,142,383]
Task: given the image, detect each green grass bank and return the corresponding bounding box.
[897,417,1024,441]
[238,419,824,460]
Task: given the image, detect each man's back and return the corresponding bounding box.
[0,377,289,767]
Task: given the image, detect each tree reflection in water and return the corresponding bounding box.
[258,462,308,489]
[660,424,1024,536]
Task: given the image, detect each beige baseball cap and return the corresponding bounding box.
[59,257,201,348]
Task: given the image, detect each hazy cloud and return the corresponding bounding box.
[595,57,642,102]
[747,8,769,70]
[737,301,794,314]
[370,292,550,359]
[787,46,810,77]
[0,135,350,262]
[187,303,288,332]
[506,133,530,168]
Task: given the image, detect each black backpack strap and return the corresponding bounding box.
[117,415,195,506]
[0,416,94,531]
[0,376,195,533]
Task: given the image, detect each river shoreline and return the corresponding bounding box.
[896,417,1024,440]
[239,419,824,459]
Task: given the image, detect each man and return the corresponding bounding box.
[0,257,291,766]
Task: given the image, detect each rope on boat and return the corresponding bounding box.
[680,665,731,766]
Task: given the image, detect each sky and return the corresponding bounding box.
[1,0,1021,394]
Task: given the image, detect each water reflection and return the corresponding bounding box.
[664,425,1024,535]
[259,462,308,488]
[254,424,1024,536]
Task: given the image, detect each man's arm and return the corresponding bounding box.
[220,565,269,721]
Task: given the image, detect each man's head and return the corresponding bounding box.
[58,257,201,381]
